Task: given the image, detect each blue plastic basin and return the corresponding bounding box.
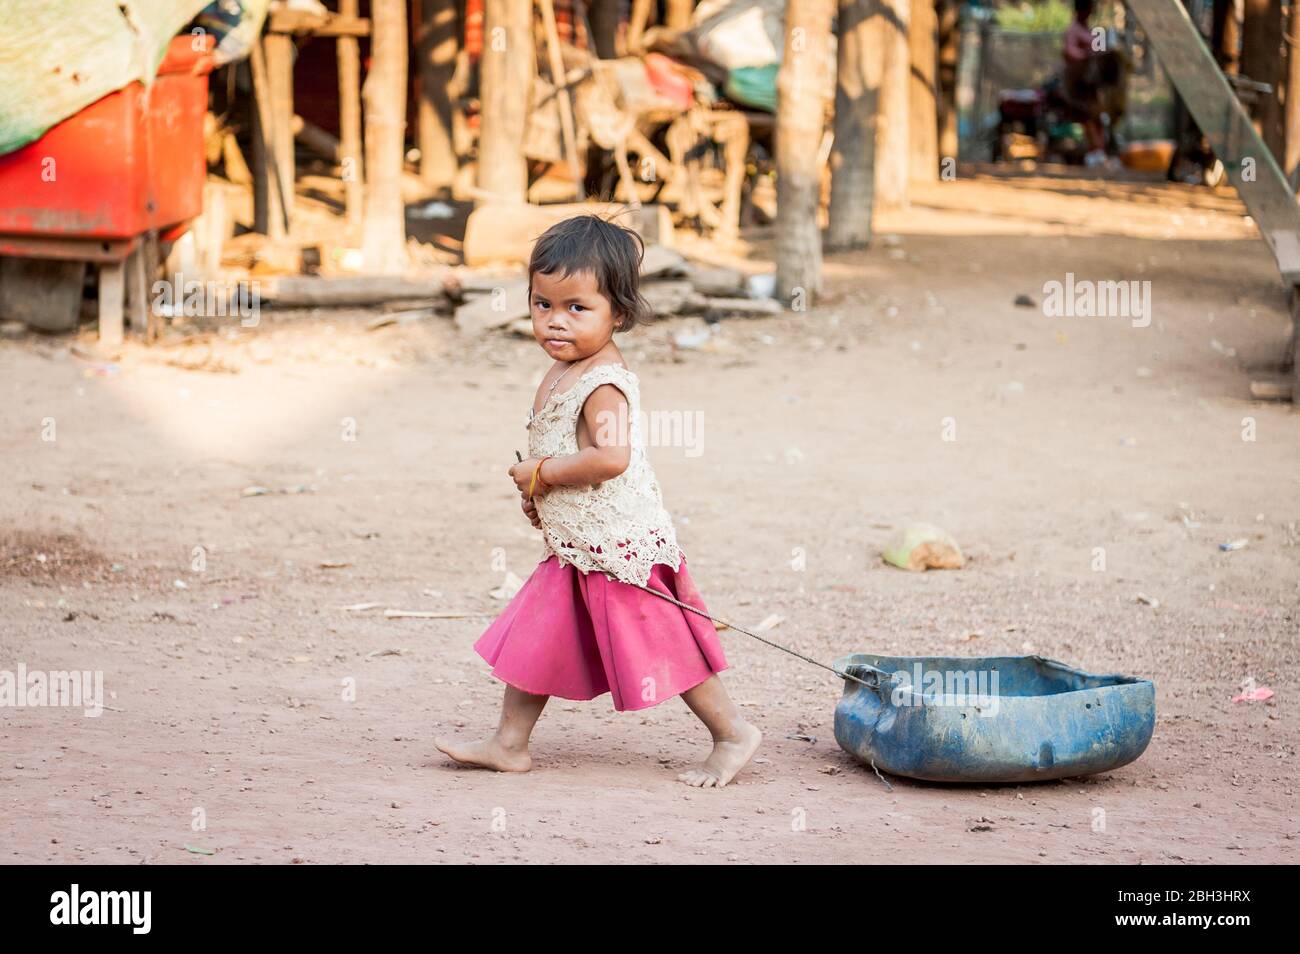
[833,653,1156,783]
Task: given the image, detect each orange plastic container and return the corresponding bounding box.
[0,35,214,249]
[1120,139,1176,174]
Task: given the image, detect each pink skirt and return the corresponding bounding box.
[474,554,729,711]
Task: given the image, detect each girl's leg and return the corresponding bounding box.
[677,675,762,788]
[435,684,549,772]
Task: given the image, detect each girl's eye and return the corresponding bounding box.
[534,300,549,309]
[570,304,586,313]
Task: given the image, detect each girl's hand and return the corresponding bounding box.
[521,496,542,529]
[509,457,550,498]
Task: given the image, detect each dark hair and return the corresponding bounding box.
[1074,0,1093,19]
[528,215,652,332]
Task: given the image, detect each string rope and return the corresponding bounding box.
[628,580,876,690]
[634,577,895,790]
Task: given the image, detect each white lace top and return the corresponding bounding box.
[527,363,683,586]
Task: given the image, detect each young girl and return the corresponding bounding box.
[435,215,761,788]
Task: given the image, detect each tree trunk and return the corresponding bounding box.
[416,0,459,193]
[936,0,959,163]
[477,0,534,203]
[828,0,879,249]
[362,0,409,272]
[1242,0,1284,160]
[875,0,910,209]
[908,0,938,182]
[776,0,835,304]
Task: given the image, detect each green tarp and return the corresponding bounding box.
[0,0,210,156]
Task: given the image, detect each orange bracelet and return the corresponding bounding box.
[528,456,553,500]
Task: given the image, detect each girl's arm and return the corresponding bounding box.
[510,384,631,494]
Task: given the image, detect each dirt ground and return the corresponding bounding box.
[2,171,1296,864]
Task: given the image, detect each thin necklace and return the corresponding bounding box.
[530,358,589,421]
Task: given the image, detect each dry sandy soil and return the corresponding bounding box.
[1,172,1296,864]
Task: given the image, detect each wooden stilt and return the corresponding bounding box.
[249,39,291,238]
[415,0,458,194]
[361,0,409,272]
[477,0,534,204]
[98,260,125,348]
[539,0,583,200]
[776,0,835,303]
[143,231,162,341]
[829,0,879,250]
[875,0,911,211]
[628,0,652,54]
[339,0,365,236]
[125,245,148,339]
[265,32,295,238]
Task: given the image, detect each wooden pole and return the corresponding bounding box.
[589,0,620,58]
[249,40,291,238]
[416,0,459,193]
[875,0,910,209]
[1287,5,1300,185]
[908,0,938,182]
[338,0,365,236]
[98,260,124,348]
[265,32,296,238]
[1242,0,1284,160]
[936,0,959,163]
[1212,0,1241,73]
[628,0,653,54]
[664,0,694,31]
[477,0,534,203]
[775,0,835,304]
[362,0,409,272]
[828,0,879,250]
[539,0,583,200]
[125,245,148,339]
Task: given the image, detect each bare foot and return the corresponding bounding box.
[677,722,762,788]
[435,736,532,773]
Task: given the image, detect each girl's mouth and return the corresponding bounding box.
[545,338,570,348]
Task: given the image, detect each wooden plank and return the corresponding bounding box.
[260,275,447,307]
[1269,229,1300,277]
[270,9,371,36]
[1128,0,1300,283]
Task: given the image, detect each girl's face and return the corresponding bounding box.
[529,269,618,363]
